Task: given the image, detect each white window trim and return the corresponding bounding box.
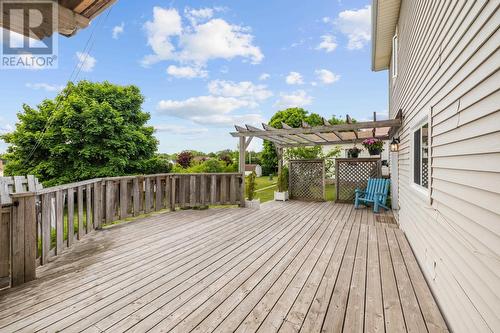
[391,29,398,79]
[410,116,430,200]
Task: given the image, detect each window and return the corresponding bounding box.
[392,33,398,78]
[413,123,429,188]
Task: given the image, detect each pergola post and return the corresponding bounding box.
[277,147,284,175]
[239,136,246,207]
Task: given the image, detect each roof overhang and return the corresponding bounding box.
[0,0,117,39]
[371,0,401,71]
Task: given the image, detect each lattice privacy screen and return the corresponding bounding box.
[335,158,382,203]
[289,159,325,201]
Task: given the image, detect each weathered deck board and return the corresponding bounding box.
[0,201,448,333]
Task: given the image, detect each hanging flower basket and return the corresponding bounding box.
[348,147,362,158]
[362,138,384,156]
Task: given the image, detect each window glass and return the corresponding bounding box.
[421,124,429,188]
[413,123,429,189]
[392,34,398,78]
[414,129,421,184]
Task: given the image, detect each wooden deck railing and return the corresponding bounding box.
[0,173,244,288]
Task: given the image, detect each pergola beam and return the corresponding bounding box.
[281,122,321,144]
[260,124,305,146]
[279,136,391,148]
[230,118,401,138]
[346,115,358,140]
[321,118,343,141]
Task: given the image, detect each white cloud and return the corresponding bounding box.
[157,77,270,127]
[184,7,215,25]
[208,80,272,103]
[158,95,251,118]
[76,52,96,72]
[259,73,270,81]
[112,22,125,39]
[167,65,208,78]
[157,95,263,127]
[317,35,337,53]
[285,71,304,85]
[141,7,183,66]
[177,19,263,65]
[142,7,263,69]
[197,113,264,127]
[155,124,208,135]
[26,83,64,92]
[315,69,340,84]
[274,90,313,108]
[337,5,371,50]
[0,117,13,135]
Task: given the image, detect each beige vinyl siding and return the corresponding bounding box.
[389,0,500,332]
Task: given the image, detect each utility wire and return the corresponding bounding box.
[24,7,113,162]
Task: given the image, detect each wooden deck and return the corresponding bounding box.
[0,201,448,332]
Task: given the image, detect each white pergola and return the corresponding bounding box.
[232,112,402,193]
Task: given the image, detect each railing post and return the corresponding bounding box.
[10,192,37,287]
[0,205,11,288]
[239,136,246,207]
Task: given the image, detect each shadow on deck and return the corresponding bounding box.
[0,201,448,332]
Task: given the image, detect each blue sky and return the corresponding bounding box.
[0,0,387,154]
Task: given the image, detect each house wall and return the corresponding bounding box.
[389,1,500,332]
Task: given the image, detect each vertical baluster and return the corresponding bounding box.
[86,184,92,233]
[41,193,51,264]
[55,190,63,254]
[230,175,236,204]
[93,182,102,229]
[179,176,186,209]
[164,176,171,211]
[200,175,206,206]
[78,186,84,239]
[190,175,196,207]
[220,175,227,204]
[211,175,217,205]
[156,176,162,211]
[67,188,74,246]
[105,181,114,224]
[170,176,176,211]
[145,177,151,214]
[120,179,128,219]
[133,177,140,217]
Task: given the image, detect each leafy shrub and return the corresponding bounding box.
[246,171,257,200]
[176,151,193,168]
[277,167,289,192]
[172,158,237,174]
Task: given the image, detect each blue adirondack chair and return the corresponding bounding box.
[354,178,390,213]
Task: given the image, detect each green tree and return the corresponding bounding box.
[1,81,165,186]
[261,108,324,174]
[328,114,356,125]
[284,146,341,178]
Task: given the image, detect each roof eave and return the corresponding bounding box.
[371,0,401,72]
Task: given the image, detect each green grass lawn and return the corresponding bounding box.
[248,176,336,203]
[254,175,277,190]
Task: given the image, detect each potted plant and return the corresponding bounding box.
[245,171,260,209]
[348,146,362,158]
[362,138,384,156]
[274,167,289,201]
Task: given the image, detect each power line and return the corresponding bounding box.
[24,7,113,162]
